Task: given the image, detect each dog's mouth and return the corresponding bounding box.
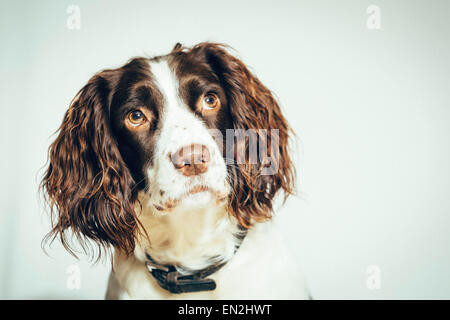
[188,185,210,195]
[153,185,228,212]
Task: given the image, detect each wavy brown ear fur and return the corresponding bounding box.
[41,73,139,260]
[191,43,296,228]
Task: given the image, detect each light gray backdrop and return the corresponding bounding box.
[1,0,449,299]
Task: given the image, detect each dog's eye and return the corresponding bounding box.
[202,93,220,110]
[127,110,146,126]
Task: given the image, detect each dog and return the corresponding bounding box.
[42,42,310,299]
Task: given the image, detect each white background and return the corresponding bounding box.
[1,0,449,299]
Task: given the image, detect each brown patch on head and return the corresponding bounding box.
[167,43,295,228]
[40,57,165,259]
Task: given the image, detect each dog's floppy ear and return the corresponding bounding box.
[41,72,140,259]
[192,43,296,228]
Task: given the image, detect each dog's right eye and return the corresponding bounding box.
[202,93,220,110]
[127,110,147,127]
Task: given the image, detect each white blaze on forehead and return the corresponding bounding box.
[148,59,180,109]
[148,58,208,149]
[144,58,230,213]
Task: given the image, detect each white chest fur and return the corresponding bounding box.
[105,199,310,299]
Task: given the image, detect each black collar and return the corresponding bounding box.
[145,254,227,294]
[145,228,247,294]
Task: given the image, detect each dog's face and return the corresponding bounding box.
[110,54,232,212]
[42,43,294,257]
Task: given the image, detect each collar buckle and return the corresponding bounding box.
[150,267,217,294]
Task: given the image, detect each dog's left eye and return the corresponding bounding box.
[127,110,146,126]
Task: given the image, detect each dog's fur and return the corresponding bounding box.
[42,42,309,299]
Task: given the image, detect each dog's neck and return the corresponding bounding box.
[133,193,243,273]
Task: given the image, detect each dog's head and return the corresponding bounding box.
[42,43,295,257]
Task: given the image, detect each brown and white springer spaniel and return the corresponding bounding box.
[42,42,309,299]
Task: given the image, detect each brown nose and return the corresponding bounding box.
[170,144,210,176]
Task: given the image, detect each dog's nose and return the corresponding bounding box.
[170,144,210,176]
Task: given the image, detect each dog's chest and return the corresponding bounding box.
[133,199,242,272]
[107,221,310,299]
